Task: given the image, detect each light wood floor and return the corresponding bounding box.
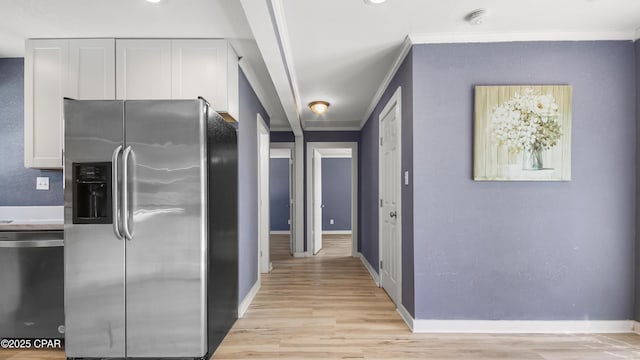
[3,234,640,359]
[214,235,640,359]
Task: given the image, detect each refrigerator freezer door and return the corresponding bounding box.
[124,100,207,357]
[64,100,126,358]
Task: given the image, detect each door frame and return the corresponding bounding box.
[312,149,323,255]
[305,142,358,257]
[270,143,295,256]
[257,114,271,274]
[378,86,402,306]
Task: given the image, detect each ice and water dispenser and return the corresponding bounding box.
[72,162,112,224]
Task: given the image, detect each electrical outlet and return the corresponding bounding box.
[287,219,291,225]
[36,177,49,190]
[330,219,334,225]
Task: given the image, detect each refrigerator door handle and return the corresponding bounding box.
[112,145,124,240]
[122,145,134,240]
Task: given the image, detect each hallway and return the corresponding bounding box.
[2,235,640,359]
[213,235,640,359]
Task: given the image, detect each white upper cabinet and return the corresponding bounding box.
[24,40,68,169]
[171,39,239,121]
[116,39,172,100]
[25,38,238,169]
[25,39,115,169]
[68,39,116,100]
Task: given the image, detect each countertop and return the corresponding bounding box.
[0,223,64,231]
[0,206,64,231]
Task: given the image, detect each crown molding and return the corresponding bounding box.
[408,31,637,45]
[360,35,412,129]
[303,126,362,131]
[359,30,637,130]
[303,119,362,131]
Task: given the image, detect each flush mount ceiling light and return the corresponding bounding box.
[364,0,386,4]
[146,0,162,3]
[309,101,330,115]
[466,8,489,25]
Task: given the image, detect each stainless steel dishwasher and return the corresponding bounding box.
[0,230,65,339]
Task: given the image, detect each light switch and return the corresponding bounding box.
[36,177,49,190]
[404,171,409,186]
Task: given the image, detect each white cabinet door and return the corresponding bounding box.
[25,39,115,168]
[116,39,172,100]
[24,39,68,168]
[171,40,238,121]
[68,39,115,100]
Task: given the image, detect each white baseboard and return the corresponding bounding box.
[408,319,635,334]
[238,279,260,318]
[293,252,306,258]
[270,230,290,235]
[357,252,380,286]
[633,321,640,334]
[322,230,352,235]
[397,304,414,331]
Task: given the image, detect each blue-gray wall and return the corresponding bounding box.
[270,158,290,231]
[0,58,63,206]
[412,41,635,320]
[271,131,295,142]
[238,68,270,302]
[635,39,640,321]
[322,158,351,231]
[360,50,415,316]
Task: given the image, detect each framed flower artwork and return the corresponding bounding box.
[474,85,572,181]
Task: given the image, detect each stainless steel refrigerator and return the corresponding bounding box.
[63,98,238,359]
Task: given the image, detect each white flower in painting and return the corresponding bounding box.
[490,88,562,154]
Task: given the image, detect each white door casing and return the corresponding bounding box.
[313,149,323,255]
[306,142,359,258]
[257,114,270,274]
[270,143,295,256]
[289,156,295,255]
[379,87,402,306]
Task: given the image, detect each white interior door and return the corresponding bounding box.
[379,91,401,306]
[257,116,270,273]
[313,150,323,255]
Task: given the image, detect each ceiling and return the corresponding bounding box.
[0,0,290,130]
[1,0,640,134]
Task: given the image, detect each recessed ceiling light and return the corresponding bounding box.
[364,0,386,4]
[146,0,162,3]
[309,101,330,115]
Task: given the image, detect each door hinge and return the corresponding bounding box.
[380,260,383,270]
[380,138,383,146]
[380,199,383,207]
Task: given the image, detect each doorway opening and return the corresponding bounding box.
[269,144,295,264]
[306,142,358,258]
